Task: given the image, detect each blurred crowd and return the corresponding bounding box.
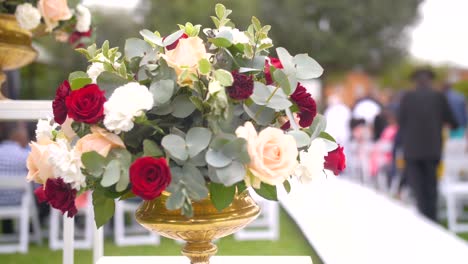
[325,68,467,222]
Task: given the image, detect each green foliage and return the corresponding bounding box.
[254,182,278,201]
[209,182,236,211]
[92,191,115,228]
[68,71,92,90]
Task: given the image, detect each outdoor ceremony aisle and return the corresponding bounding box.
[280,177,468,264]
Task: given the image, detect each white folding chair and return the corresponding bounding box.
[234,191,279,241]
[114,199,159,246]
[0,176,42,253]
[440,139,468,233]
[49,192,94,250]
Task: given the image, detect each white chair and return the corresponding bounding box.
[49,192,94,250]
[234,191,279,241]
[114,199,159,246]
[0,176,42,253]
[440,139,468,233]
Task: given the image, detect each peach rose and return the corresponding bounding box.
[60,117,76,141]
[161,36,208,85]
[75,126,125,157]
[38,0,72,31]
[26,139,57,184]
[236,122,298,188]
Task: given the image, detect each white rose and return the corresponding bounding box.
[15,3,41,30]
[35,117,58,143]
[294,138,337,183]
[217,27,249,44]
[87,62,105,83]
[75,4,91,33]
[48,139,85,190]
[104,82,154,134]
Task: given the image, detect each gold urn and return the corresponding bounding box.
[0,14,38,98]
[136,191,261,264]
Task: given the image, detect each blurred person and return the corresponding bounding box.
[398,69,458,221]
[370,107,399,179]
[324,94,351,147]
[0,122,30,233]
[442,82,467,138]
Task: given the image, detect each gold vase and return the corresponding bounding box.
[0,14,38,99]
[136,191,261,264]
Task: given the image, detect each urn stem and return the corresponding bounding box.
[182,241,218,264]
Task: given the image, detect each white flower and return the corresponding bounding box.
[104,82,154,134]
[15,3,41,30]
[87,54,120,83]
[216,27,250,44]
[260,37,273,45]
[35,117,58,143]
[87,62,105,83]
[48,139,85,190]
[75,4,91,33]
[294,138,329,183]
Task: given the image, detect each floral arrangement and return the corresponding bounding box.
[26,4,346,227]
[1,0,93,47]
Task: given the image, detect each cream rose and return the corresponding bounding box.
[38,0,72,31]
[75,126,125,157]
[236,122,298,187]
[26,139,57,184]
[161,36,209,85]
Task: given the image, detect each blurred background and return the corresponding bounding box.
[2,0,468,263]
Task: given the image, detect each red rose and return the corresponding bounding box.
[52,80,71,125]
[129,157,171,200]
[164,33,188,51]
[65,84,106,124]
[324,145,346,176]
[35,178,78,217]
[264,57,283,85]
[69,29,93,46]
[226,71,254,100]
[282,83,317,129]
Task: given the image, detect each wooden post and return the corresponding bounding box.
[63,216,74,264]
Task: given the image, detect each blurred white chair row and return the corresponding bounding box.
[0,176,41,253]
[439,138,468,233]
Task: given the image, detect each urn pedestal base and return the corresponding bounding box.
[135,191,260,264]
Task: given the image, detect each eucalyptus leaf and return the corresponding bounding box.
[115,168,129,192]
[166,188,185,210]
[215,161,246,186]
[276,47,295,76]
[139,29,163,46]
[205,149,232,168]
[186,127,212,158]
[162,30,185,47]
[96,72,128,97]
[182,164,209,201]
[242,103,275,126]
[209,37,232,48]
[272,69,291,95]
[209,182,236,211]
[150,79,174,106]
[250,82,271,105]
[101,160,121,187]
[318,131,336,142]
[81,151,106,177]
[161,134,188,161]
[287,130,311,148]
[308,114,327,139]
[293,54,324,79]
[171,95,196,118]
[124,38,153,59]
[283,180,291,193]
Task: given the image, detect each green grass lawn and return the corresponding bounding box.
[0,208,323,264]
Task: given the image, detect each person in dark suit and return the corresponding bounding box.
[398,69,458,221]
